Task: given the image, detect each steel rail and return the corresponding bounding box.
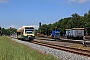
[31,40,90,57]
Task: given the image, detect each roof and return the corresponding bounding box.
[22,26,34,28]
[65,29,72,30]
[72,28,84,30]
[17,28,22,32]
[17,26,34,32]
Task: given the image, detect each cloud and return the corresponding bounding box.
[0,0,8,3]
[32,25,39,29]
[78,0,87,3]
[68,0,76,2]
[6,24,18,29]
[67,0,88,3]
[68,0,76,3]
[5,24,39,29]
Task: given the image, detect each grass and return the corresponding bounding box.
[0,36,58,60]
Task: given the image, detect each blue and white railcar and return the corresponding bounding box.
[51,30,60,39]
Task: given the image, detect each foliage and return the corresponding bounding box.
[0,27,17,36]
[34,29,38,35]
[1,10,90,35]
[38,10,90,35]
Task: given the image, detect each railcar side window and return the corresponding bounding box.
[17,32,20,35]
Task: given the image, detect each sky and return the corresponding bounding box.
[0,0,90,29]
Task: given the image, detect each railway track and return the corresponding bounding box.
[31,40,90,57]
[36,36,90,45]
[11,36,90,57]
[11,37,90,57]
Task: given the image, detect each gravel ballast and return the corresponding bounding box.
[11,38,90,60]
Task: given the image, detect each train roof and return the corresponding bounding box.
[17,26,34,32]
[66,28,84,30]
[17,28,22,32]
[72,28,84,30]
[22,26,34,28]
[22,26,34,30]
[65,29,72,30]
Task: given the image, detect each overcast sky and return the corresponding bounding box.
[0,0,90,29]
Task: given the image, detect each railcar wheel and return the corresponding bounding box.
[80,37,83,40]
[67,36,70,39]
[29,37,33,41]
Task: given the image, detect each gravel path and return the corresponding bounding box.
[11,38,90,60]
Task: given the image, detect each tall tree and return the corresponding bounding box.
[71,13,80,28]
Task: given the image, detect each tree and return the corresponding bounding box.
[71,13,80,28]
[37,10,90,35]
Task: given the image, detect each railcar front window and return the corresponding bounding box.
[25,28,34,34]
[25,30,34,34]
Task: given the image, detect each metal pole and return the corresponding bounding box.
[10,27,11,36]
[0,27,1,36]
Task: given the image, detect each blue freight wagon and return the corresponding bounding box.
[51,30,60,39]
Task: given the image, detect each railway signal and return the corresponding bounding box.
[39,22,41,28]
[10,27,12,36]
[39,22,42,34]
[0,27,1,30]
